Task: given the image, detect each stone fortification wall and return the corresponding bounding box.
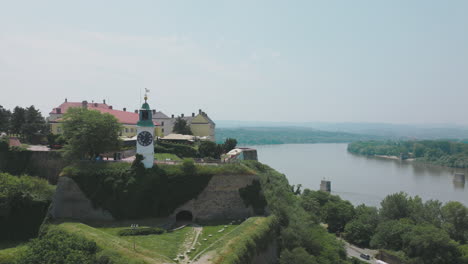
[50,173,259,223]
[172,174,259,222]
[50,176,114,221]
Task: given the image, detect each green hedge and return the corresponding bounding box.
[117,227,165,236]
[0,173,55,241]
[0,146,65,183]
[155,141,198,158]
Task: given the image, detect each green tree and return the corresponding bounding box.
[172,116,192,135]
[198,141,222,159]
[223,138,237,153]
[413,143,426,158]
[380,192,411,220]
[459,244,468,264]
[370,219,413,250]
[300,189,321,222]
[344,205,379,247]
[441,201,468,243]
[322,199,355,233]
[402,224,461,264]
[10,106,26,135]
[280,247,318,264]
[21,106,47,142]
[0,105,11,133]
[62,108,122,160]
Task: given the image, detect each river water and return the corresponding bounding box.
[252,143,468,207]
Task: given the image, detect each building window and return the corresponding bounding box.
[131,128,134,133]
[125,128,128,133]
[162,121,165,126]
[162,128,165,133]
[57,127,62,133]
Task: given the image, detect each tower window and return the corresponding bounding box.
[142,111,149,120]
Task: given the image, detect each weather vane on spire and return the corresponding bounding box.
[144,88,150,102]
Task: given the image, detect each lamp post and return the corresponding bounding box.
[131,224,139,251]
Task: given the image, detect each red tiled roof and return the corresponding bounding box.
[50,102,110,114]
[9,137,21,147]
[50,102,160,126]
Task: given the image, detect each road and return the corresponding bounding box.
[341,239,378,264]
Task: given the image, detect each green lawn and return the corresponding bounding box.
[98,225,191,260]
[58,222,176,264]
[154,153,182,161]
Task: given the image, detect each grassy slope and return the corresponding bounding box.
[58,222,178,264]
[191,217,272,263]
[51,218,268,264]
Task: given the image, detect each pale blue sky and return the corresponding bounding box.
[1,1,467,124]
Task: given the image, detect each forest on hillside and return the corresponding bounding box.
[216,127,382,145]
[348,140,468,168]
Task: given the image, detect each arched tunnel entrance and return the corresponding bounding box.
[176,210,193,222]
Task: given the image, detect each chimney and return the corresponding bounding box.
[152,109,156,114]
[199,109,202,114]
[192,112,195,117]
[108,106,113,109]
[181,114,184,118]
[171,114,174,118]
[123,107,126,112]
[134,110,138,113]
[103,99,106,104]
[56,108,61,114]
[82,101,88,109]
[65,98,68,103]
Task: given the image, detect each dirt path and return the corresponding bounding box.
[178,224,203,264]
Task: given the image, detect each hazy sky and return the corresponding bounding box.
[1,1,467,124]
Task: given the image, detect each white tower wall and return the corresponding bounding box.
[136,126,154,168]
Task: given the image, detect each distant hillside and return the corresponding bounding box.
[216,121,468,140]
[216,127,382,145]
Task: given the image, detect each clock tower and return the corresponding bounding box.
[136,94,155,168]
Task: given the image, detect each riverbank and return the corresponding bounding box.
[374,155,415,162]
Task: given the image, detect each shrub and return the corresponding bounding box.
[182,159,196,175]
[16,228,98,264]
[117,227,166,236]
[155,141,198,158]
[0,173,55,241]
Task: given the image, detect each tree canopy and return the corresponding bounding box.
[62,108,122,160]
[348,140,468,168]
[172,116,192,135]
[0,105,11,133]
[4,105,47,142]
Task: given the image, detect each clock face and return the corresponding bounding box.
[137,131,153,146]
